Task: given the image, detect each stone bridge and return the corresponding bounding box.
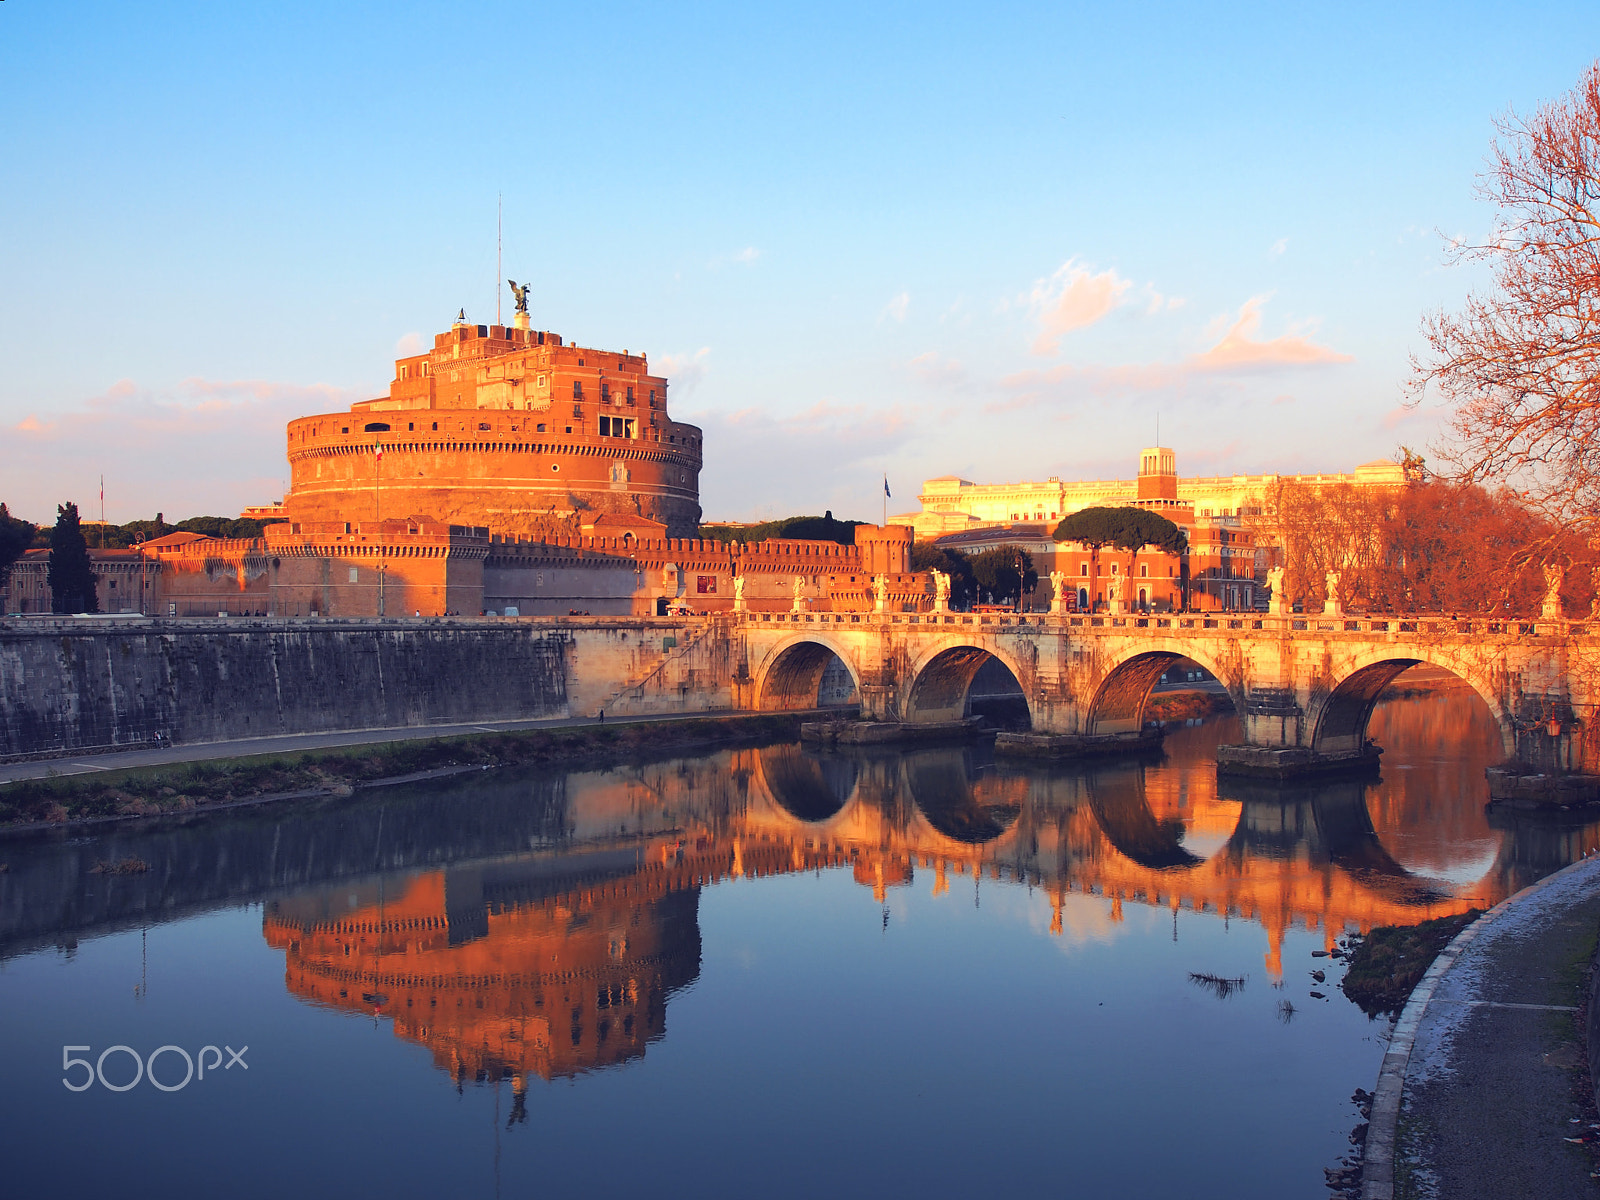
[668,610,1600,783]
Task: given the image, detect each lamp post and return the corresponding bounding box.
[374,436,386,618]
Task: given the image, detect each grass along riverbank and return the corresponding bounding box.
[0,714,806,833]
[1339,910,1483,1016]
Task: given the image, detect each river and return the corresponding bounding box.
[1,675,1594,1199]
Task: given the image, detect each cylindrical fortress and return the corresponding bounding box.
[284,315,703,539]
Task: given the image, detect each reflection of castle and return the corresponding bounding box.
[265,867,701,1083]
[251,708,1592,1090]
[262,832,863,1084]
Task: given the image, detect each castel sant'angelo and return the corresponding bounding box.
[286,304,705,539]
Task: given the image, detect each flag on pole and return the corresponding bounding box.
[883,475,891,498]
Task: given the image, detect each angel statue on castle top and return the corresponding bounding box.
[507,279,530,314]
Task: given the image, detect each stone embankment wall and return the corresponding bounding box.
[0,618,571,757]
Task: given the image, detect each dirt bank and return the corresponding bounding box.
[0,714,805,834]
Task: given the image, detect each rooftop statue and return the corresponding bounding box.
[508,280,530,314]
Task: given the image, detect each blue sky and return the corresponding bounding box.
[3,1,1598,524]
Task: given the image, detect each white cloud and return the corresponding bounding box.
[394,331,424,357]
[1029,259,1134,355]
[905,351,968,390]
[1189,296,1351,371]
[995,296,1352,411]
[688,401,913,521]
[881,291,910,323]
[4,377,369,524]
[659,347,712,397]
[1269,237,1289,257]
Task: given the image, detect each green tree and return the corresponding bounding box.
[47,502,98,613]
[699,511,862,546]
[173,516,279,540]
[910,542,976,608]
[0,503,37,603]
[1054,507,1187,603]
[968,546,1038,608]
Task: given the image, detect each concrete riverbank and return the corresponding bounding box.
[1362,852,1600,1200]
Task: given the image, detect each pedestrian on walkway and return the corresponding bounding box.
[598,709,605,724]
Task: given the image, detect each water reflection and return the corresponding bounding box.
[251,698,1597,1082]
[4,687,1599,1098]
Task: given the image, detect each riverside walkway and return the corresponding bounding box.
[0,707,798,785]
[1364,853,1600,1200]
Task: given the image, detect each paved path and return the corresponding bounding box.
[1364,853,1600,1200]
[0,708,821,785]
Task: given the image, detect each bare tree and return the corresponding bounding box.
[1413,62,1600,533]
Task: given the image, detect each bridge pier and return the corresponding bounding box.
[1214,743,1382,782]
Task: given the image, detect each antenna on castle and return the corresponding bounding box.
[496,193,502,327]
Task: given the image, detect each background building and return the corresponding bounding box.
[903,451,1404,543]
[929,448,1265,612]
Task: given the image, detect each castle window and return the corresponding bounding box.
[573,381,583,399]
[341,427,349,434]
[1080,564,1088,576]
[601,383,610,402]
[431,422,438,431]
[626,386,634,403]
[407,423,414,431]
[551,463,560,472]
[649,390,657,407]
[537,423,545,433]
[364,422,390,432]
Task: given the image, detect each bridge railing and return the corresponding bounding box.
[729,610,1587,637]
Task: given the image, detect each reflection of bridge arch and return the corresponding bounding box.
[1311,651,1513,758]
[901,750,1023,844]
[903,638,1033,727]
[1086,762,1203,869]
[753,745,858,822]
[1087,642,1241,735]
[752,634,862,711]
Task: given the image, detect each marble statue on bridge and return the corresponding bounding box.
[1324,571,1342,617]
[1267,565,1287,615]
[1049,570,1067,615]
[1544,565,1565,620]
[932,570,951,613]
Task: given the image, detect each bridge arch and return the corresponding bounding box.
[751,634,862,712]
[1086,642,1242,735]
[1311,652,1513,759]
[903,637,1034,727]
